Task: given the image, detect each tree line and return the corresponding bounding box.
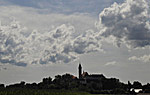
[0,73,150,94]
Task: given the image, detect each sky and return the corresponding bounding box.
[0,0,150,85]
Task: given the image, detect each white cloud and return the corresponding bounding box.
[0,5,96,35]
[0,19,103,66]
[0,4,102,66]
[105,61,117,66]
[96,0,150,49]
[26,24,103,64]
[129,55,150,63]
[0,20,27,66]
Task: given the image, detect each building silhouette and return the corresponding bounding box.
[78,63,105,84]
[78,63,82,79]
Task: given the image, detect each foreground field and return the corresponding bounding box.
[0,89,131,95]
[0,89,90,95]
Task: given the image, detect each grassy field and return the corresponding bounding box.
[0,88,131,95]
[91,94,128,95]
[0,89,90,95]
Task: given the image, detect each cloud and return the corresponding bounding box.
[0,20,28,66]
[0,64,7,71]
[129,55,150,63]
[0,4,103,66]
[105,61,117,66]
[27,24,103,64]
[0,19,103,66]
[1,0,124,15]
[0,5,97,35]
[1,0,149,67]
[96,0,150,48]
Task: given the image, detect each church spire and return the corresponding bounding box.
[78,63,82,79]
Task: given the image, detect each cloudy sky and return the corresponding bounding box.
[0,0,150,85]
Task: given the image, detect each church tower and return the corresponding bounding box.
[78,63,82,79]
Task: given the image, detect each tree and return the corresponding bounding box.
[20,81,25,88]
[0,84,4,88]
[133,81,142,89]
[42,77,52,84]
[128,81,132,89]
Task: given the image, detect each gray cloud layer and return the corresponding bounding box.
[97,0,150,48]
[0,0,124,15]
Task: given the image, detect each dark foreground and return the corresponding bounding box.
[0,89,89,95]
[0,73,150,95]
[0,88,133,95]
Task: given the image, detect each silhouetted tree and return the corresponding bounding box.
[128,81,132,89]
[143,83,150,93]
[133,81,142,89]
[1,73,148,94]
[42,77,52,84]
[0,84,4,88]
